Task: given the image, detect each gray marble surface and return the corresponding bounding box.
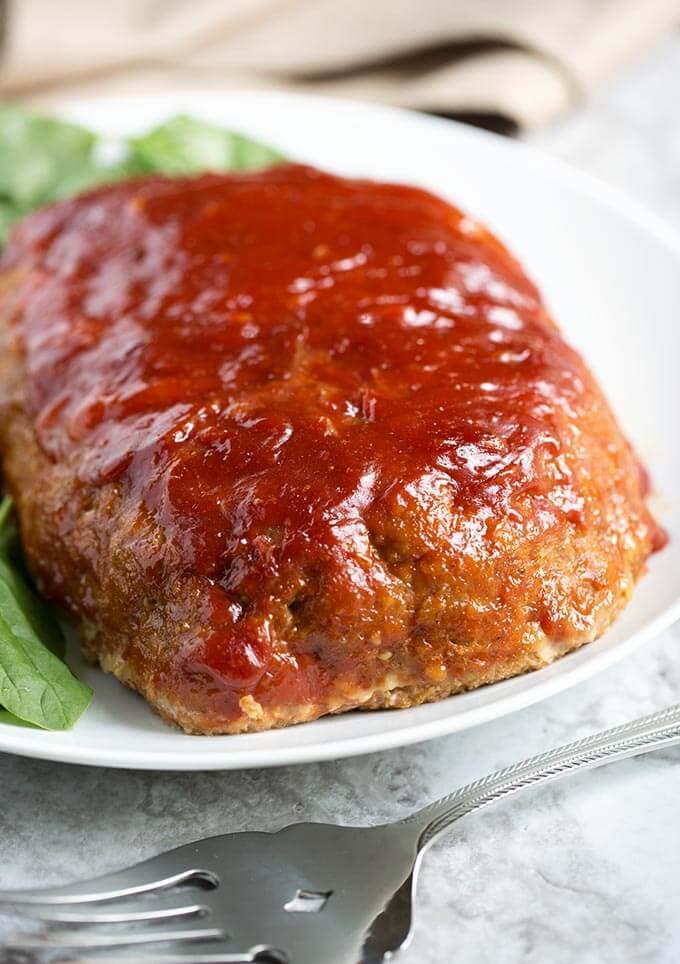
[2,35,680,964]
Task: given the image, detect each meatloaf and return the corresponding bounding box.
[0,165,663,734]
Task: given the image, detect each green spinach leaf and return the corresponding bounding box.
[0,105,288,246]
[0,105,96,210]
[129,114,286,174]
[0,497,91,729]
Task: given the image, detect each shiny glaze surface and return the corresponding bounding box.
[0,166,661,720]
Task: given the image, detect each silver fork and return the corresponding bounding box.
[2,703,680,964]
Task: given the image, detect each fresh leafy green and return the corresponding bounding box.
[0,105,288,244]
[0,504,65,660]
[0,707,35,727]
[50,154,146,203]
[0,495,14,550]
[0,496,92,729]
[229,130,289,170]
[0,104,96,210]
[129,114,286,175]
[0,198,21,244]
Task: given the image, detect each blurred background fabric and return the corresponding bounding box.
[0,0,678,132]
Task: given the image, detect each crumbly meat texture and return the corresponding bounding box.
[0,166,663,734]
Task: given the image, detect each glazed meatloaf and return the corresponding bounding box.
[0,165,663,734]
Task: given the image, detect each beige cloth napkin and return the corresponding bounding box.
[0,0,678,129]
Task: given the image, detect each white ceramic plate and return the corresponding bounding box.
[1,91,679,770]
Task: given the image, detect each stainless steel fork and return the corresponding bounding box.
[2,702,680,964]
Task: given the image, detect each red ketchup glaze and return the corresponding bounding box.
[1,165,662,711]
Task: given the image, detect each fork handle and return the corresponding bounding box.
[406,702,680,850]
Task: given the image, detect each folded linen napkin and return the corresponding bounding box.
[0,0,677,129]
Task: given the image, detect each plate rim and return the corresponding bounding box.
[0,603,679,770]
[1,88,679,769]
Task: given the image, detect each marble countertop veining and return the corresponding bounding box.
[2,35,680,964]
